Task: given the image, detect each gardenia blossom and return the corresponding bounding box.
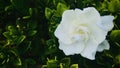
[54,7,114,60]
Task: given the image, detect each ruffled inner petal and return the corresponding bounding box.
[87,24,107,44]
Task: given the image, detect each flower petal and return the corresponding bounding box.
[88,24,107,44]
[81,36,98,60]
[54,24,73,44]
[59,40,85,55]
[76,7,101,24]
[97,40,110,52]
[97,15,114,31]
[62,9,77,23]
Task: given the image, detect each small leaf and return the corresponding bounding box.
[15,35,26,45]
[70,64,78,68]
[28,30,37,36]
[22,16,30,19]
[29,8,38,17]
[56,3,69,17]
[14,57,22,66]
[110,30,120,43]
[47,59,58,68]
[115,55,120,64]
[108,0,120,13]
[45,8,54,19]
[4,5,13,11]
[61,57,70,66]
[3,32,10,39]
[23,41,31,53]
[29,8,33,16]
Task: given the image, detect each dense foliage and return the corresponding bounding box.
[0,0,120,68]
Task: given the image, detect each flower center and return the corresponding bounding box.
[70,26,89,43]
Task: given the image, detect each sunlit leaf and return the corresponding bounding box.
[45,8,54,19]
[56,3,69,17]
[70,64,78,68]
[47,59,58,68]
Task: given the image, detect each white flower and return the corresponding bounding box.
[54,7,114,60]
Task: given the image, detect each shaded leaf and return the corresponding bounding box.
[110,30,120,43]
[15,35,26,45]
[108,0,120,13]
[28,30,37,36]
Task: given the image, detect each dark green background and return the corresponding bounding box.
[0,0,120,68]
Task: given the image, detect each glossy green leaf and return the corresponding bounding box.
[60,57,70,68]
[15,35,26,45]
[108,0,120,13]
[22,16,30,19]
[45,8,54,19]
[14,57,22,66]
[110,30,120,43]
[28,30,37,36]
[56,3,69,17]
[29,8,38,17]
[3,32,12,39]
[115,54,120,64]
[70,64,78,68]
[47,59,58,68]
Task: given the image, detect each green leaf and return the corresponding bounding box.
[70,64,78,68]
[10,0,29,15]
[53,0,66,6]
[47,59,58,68]
[108,0,120,13]
[3,32,12,39]
[22,16,31,19]
[115,55,120,65]
[29,8,33,16]
[4,5,13,11]
[14,57,22,66]
[15,35,26,45]
[45,8,54,19]
[7,25,18,35]
[29,8,38,17]
[0,52,5,59]
[25,58,36,64]
[28,30,37,36]
[56,3,69,17]
[23,41,31,53]
[60,57,70,68]
[110,30,120,43]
